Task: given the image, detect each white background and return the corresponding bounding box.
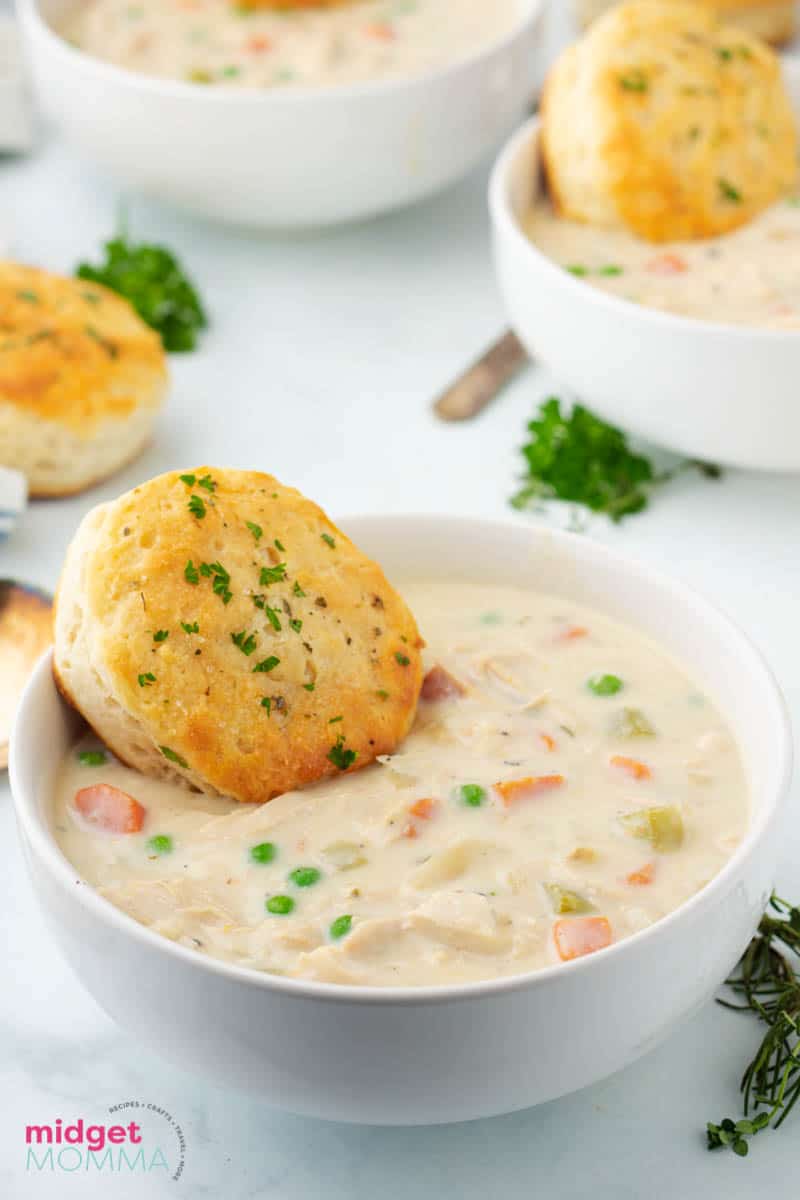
[1,3,799,1196]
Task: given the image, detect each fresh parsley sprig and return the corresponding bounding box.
[512,397,721,523]
[76,235,207,352]
[707,894,800,1157]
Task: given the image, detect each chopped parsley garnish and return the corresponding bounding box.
[328,734,356,771]
[201,561,232,604]
[184,560,200,585]
[181,621,199,634]
[76,234,207,352]
[329,715,343,724]
[153,629,169,643]
[376,689,389,700]
[598,265,623,277]
[138,672,156,687]
[303,682,316,692]
[160,745,188,768]
[147,834,173,855]
[179,473,196,487]
[321,533,336,549]
[77,749,106,766]
[232,630,258,656]
[197,474,216,493]
[567,264,588,277]
[718,178,743,204]
[264,605,282,632]
[512,397,721,523]
[246,521,263,542]
[253,656,280,673]
[395,652,410,667]
[274,538,285,552]
[619,70,648,92]
[259,564,287,586]
[85,324,118,358]
[588,673,623,697]
[289,619,303,634]
[330,915,352,940]
[17,289,39,304]
[188,494,206,519]
[293,581,306,598]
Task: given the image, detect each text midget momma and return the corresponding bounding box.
[25,1119,169,1173]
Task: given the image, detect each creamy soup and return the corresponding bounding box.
[53,582,747,988]
[524,185,800,330]
[59,0,521,89]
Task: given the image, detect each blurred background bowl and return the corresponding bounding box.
[18,0,545,229]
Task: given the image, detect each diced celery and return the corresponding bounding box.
[620,806,684,852]
[544,883,594,914]
[611,707,656,738]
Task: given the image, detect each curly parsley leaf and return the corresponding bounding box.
[76,235,207,353]
[511,397,721,523]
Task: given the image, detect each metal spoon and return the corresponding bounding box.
[0,580,53,770]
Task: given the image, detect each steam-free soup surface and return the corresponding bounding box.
[53,582,747,987]
[525,183,800,330]
[60,0,521,89]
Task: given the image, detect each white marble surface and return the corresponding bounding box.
[2,4,800,1196]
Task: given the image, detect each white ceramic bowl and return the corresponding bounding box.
[18,0,544,228]
[10,515,792,1125]
[489,59,800,472]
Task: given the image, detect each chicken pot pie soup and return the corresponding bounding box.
[58,0,522,90]
[53,582,748,988]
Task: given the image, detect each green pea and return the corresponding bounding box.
[587,674,623,697]
[266,895,294,915]
[147,835,173,855]
[77,749,106,766]
[289,867,321,888]
[459,784,487,808]
[250,841,277,864]
[329,914,353,940]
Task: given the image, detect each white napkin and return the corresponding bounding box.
[0,466,27,540]
[0,14,33,154]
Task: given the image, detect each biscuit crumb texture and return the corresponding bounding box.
[542,0,797,242]
[54,468,424,803]
[0,263,167,495]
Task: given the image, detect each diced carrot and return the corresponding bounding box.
[627,862,655,886]
[363,21,395,40]
[558,625,588,642]
[409,798,436,820]
[646,252,688,276]
[495,774,565,806]
[401,822,418,840]
[539,733,557,752]
[74,785,146,834]
[553,916,613,961]
[610,755,652,780]
[246,34,272,53]
[421,665,466,701]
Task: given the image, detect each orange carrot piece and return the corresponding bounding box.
[246,34,273,52]
[401,822,418,840]
[74,784,146,834]
[539,733,557,753]
[495,774,565,806]
[610,755,652,781]
[363,21,395,40]
[646,252,688,276]
[409,798,436,820]
[559,625,588,642]
[627,862,655,886]
[553,916,612,962]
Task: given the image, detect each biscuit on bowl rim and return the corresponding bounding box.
[542,0,798,243]
[53,467,424,803]
[0,263,167,497]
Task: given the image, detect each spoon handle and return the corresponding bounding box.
[433,330,530,422]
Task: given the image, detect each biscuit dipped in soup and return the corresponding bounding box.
[58,0,521,90]
[527,1,800,329]
[53,582,748,988]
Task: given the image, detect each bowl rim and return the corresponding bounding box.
[10,514,793,1007]
[488,57,800,344]
[19,0,545,104]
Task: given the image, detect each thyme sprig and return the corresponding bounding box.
[707,894,800,1157]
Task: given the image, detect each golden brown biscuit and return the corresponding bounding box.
[54,468,424,803]
[576,0,796,45]
[0,264,167,497]
[543,1,797,242]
